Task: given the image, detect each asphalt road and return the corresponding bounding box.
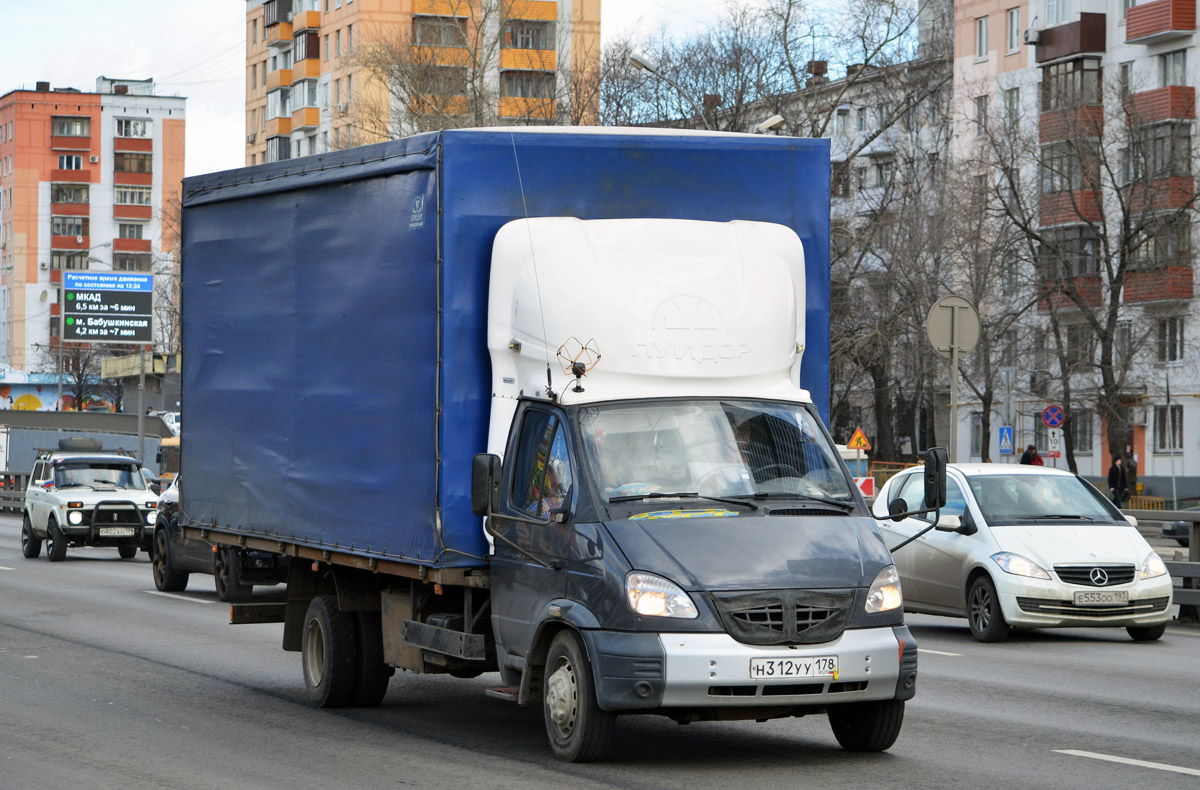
[2,512,1199,789]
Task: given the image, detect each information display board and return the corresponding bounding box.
[62,272,153,343]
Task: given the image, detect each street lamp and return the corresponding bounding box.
[629,53,714,131]
[754,114,785,134]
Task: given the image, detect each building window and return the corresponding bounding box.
[51,251,89,270]
[115,186,152,205]
[504,20,552,49]
[832,161,850,198]
[1134,216,1191,269]
[1157,316,1185,362]
[1122,0,1136,21]
[1046,0,1071,27]
[267,88,292,119]
[1119,61,1133,99]
[266,136,291,163]
[1116,320,1133,367]
[118,223,144,239]
[1065,323,1095,369]
[975,17,989,60]
[52,116,90,136]
[347,24,353,51]
[116,118,151,138]
[251,63,257,89]
[1161,50,1187,87]
[856,107,868,132]
[114,253,151,272]
[294,31,319,61]
[855,166,868,191]
[114,152,152,173]
[875,158,894,186]
[835,107,849,136]
[500,71,554,99]
[336,29,341,57]
[346,74,353,101]
[414,16,468,47]
[1072,411,1093,453]
[252,18,257,43]
[970,413,983,457]
[51,184,89,203]
[1154,404,1183,451]
[1041,58,1101,111]
[58,155,83,170]
[1041,226,1099,277]
[324,34,330,60]
[1041,141,1085,193]
[1004,87,1020,119]
[1006,8,1020,53]
[975,95,988,136]
[51,216,88,236]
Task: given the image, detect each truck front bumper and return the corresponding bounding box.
[582,626,916,713]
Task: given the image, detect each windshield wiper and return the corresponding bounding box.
[734,492,856,511]
[1020,514,1096,521]
[608,492,758,511]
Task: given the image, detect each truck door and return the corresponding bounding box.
[490,406,574,666]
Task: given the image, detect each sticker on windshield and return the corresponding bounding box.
[629,509,740,520]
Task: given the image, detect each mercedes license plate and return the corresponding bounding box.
[1073,589,1129,607]
[749,656,838,680]
[99,527,135,537]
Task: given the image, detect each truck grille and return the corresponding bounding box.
[1016,596,1170,617]
[711,590,853,646]
[1053,564,1136,587]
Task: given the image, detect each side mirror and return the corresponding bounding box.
[934,514,961,532]
[923,447,948,509]
[888,498,909,522]
[471,453,502,516]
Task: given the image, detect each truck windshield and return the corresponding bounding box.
[577,399,852,502]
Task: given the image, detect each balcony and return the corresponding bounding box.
[267,21,293,46]
[114,204,152,220]
[1126,175,1195,213]
[508,1,558,20]
[293,58,321,80]
[1039,275,1103,310]
[50,135,92,151]
[292,10,320,32]
[291,107,320,129]
[266,68,293,91]
[499,96,556,119]
[499,49,556,71]
[1125,265,1194,302]
[1036,13,1107,63]
[51,168,93,182]
[114,171,153,186]
[114,137,153,153]
[1124,85,1195,125]
[1039,105,1104,143]
[410,46,470,67]
[50,202,89,217]
[1040,191,1102,226]
[1126,0,1196,45]
[51,235,88,250]
[409,94,469,115]
[114,238,151,253]
[266,117,292,137]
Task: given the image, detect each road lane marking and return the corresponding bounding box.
[0,565,15,571]
[1054,750,1200,777]
[918,648,962,656]
[144,590,215,604]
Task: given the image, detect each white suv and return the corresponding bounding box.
[21,444,158,562]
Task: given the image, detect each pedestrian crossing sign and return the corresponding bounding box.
[999,426,1014,454]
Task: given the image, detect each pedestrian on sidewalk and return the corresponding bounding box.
[1108,456,1129,508]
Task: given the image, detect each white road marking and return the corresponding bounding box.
[918,648,962,656]
[1055,750,1200,777]
[144,590,215,604]
[0,565,15,571]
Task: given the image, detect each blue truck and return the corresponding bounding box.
[178,128,944,761]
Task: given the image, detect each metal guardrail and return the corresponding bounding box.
[1126,509,1200,622]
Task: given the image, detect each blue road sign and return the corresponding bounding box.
[1042,405,1065,428]
[999,426,1014,455]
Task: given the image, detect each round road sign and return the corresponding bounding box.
[926,295,980,360]
[1042,405,1065,428]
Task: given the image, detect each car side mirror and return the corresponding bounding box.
[934,514,961,532]
[471,453,502,516]
[888,498,909,522]
[923,447,948,509]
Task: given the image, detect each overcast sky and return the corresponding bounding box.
[2,0,745,177]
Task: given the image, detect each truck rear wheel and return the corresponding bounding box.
[215,548,253,602]
[351,611,391,707]
[542,630,615,762]
[302,595,358,708]
[828,699,905,752]
[46,519,68,562]
[21,515,42,559]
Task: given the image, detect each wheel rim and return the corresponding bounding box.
[47,527,57,557]
[21,524,31,552]
[304,618,326,687]
[152,532,167,585]
[545,656,578,739]
[215,553,228,595]
[970,585,992,633]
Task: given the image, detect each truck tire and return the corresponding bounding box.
[350,611,391,707]
[21,514,42,559]
[542,630,615,762]
[152,528,189,592]
[302,595,358,708]
[46,518,68,562]
[215,548,253,602]
[118,544,138,559]
[828,699,905,752]
[967,575,1011,642]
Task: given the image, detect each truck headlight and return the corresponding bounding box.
[991,552,1050,580]
[626,572,698,619]
[865,565,903,613]
[67,511,84,526]
[1140,552,1168,579]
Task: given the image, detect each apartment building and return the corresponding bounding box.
[952,0,1198,493]
[244,0,601,164]
[0,78,185,375]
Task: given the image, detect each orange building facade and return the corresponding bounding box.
[244,0,600,164]
[0,78,185,372]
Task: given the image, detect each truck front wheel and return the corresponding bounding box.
[302,595,358,708]
[542,630,615,762]
[828,699,905,752]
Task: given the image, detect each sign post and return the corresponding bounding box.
[847,427,872,495]
[1042,405,1065,467]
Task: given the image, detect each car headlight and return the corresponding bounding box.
[1140,552,1168,580]
[145,511,155,525]
[991,552,1051,580]
[626,572,698,618]
[865,565,903,613]
[67,511,83,525]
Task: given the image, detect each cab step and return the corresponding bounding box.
[485,686,520,703]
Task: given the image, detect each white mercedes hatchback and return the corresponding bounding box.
[872,463,1173,642]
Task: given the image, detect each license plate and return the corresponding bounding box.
[98,527,135,537]
[749,655,838,680]
[1073,590,1129,607]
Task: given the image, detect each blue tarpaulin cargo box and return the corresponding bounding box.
[180,128,831,569]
